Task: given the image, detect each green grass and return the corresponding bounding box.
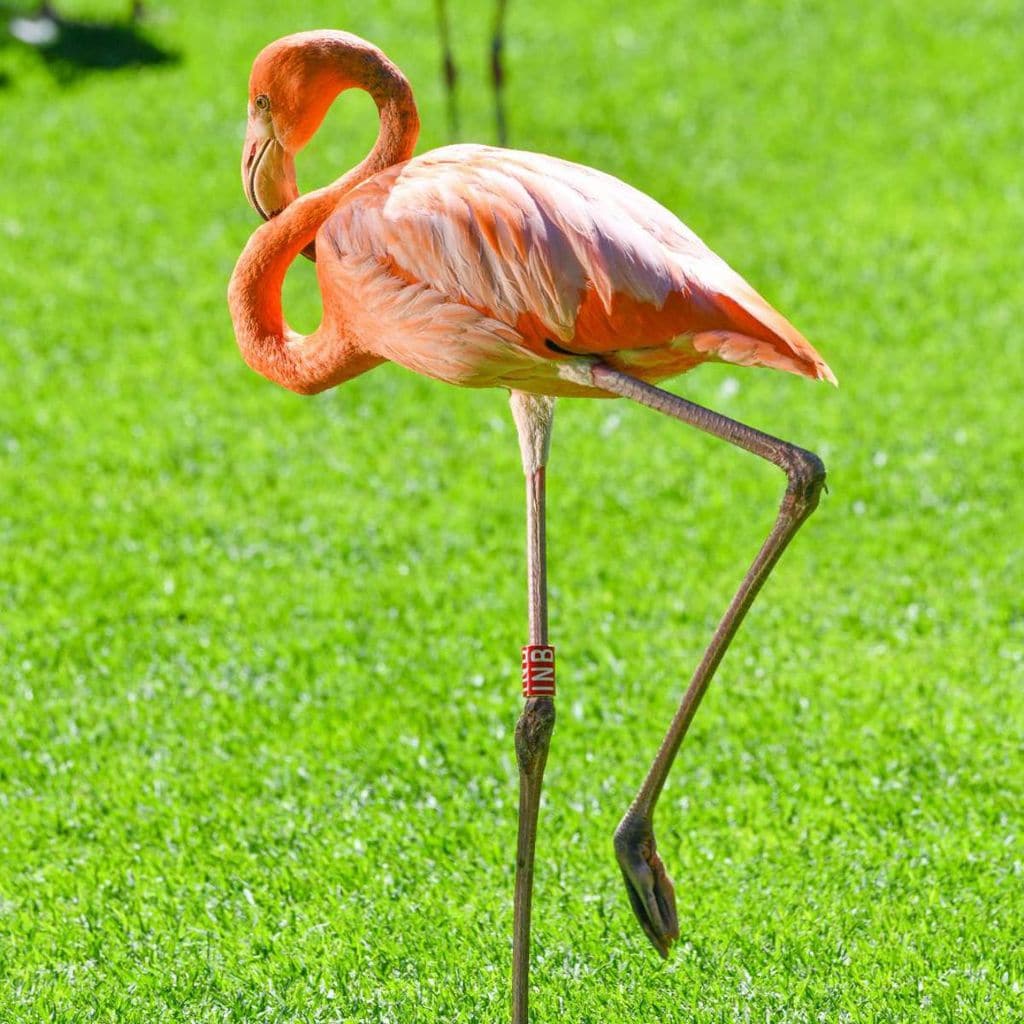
[1,0,1022,1020]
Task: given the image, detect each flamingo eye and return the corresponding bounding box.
[255,94,271,112]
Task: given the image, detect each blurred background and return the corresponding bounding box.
[1,1,1021,1020]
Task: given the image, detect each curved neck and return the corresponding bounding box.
[229,42,419,394]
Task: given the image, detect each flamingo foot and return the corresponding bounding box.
[614,815,679,958]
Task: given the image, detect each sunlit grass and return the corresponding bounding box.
[0,1,1021,1020]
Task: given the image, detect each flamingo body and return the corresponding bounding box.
[304,144,834,397]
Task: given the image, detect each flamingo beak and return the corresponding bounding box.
[242,119,298,223]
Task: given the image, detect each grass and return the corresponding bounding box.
[1,0,1022,1020]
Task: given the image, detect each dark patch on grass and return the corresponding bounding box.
[3,4,176,84]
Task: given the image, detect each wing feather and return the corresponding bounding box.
[324,145,835,384]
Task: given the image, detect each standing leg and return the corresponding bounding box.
[491,0,510,145]
[581,362,826,958]
[509,391,556,1024]
[434,0,460,140]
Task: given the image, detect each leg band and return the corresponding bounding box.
[521,645,556,698]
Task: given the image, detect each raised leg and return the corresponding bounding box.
[588,363,826,958]
[434,0,460,140]
[491,0,509,145]
[509,391,556,1024]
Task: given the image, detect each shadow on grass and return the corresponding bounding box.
[2,4,177,85]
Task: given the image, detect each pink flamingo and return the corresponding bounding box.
[229,30,834,1023]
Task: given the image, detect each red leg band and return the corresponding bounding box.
[521,645,556,698]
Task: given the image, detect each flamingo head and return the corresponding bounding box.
[242,30,374,221]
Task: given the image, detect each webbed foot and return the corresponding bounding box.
[614,815,679,958]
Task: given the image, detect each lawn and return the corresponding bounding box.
[1,0,1021,1021]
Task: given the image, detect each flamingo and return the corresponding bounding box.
[229,29,834,1023]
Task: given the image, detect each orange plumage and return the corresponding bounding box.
[229,31,834,399]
